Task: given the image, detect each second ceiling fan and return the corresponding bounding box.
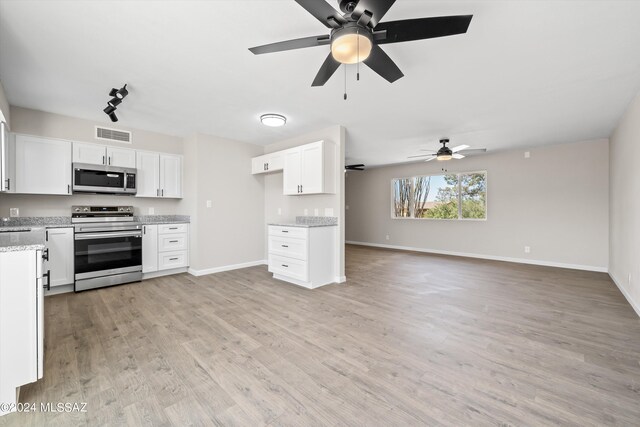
[249,0,473,86]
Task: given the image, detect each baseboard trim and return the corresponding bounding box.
[346,241,608,273]
[334,276,347,283]
[609,273,640,318]
[188,260,267,277]
[143,267,188,280]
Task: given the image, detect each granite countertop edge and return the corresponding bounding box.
[0,229,47,253]
[268,223,338,228]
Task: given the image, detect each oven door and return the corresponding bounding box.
[74,231,142,280]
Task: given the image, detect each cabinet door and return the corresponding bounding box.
[44,228,74,287]
[107,147,136,168]
[300,141,324,194]
[282,148,301,195]
[251,155,267,174]
[142,225,158,273]
[267,152,284,172]
[73,142,106,165]
[160,154,182,198]
[136,151,160,198]
[15,135,72,195]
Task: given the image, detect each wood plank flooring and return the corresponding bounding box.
[2,244,640,426]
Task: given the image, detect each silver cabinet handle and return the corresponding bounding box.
[281,244,288,248]
[68,184,71,194]
[5,178,9,191]
[108,156,111,165]
[282,230,289,233]
[162,189,164,197]
[102,155,106,165]
[169,257,179,261]
[143,226,146,234]
[281,264,288,268]
[169,240,179,243]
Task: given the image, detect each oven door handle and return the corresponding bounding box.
[75,231,142,240]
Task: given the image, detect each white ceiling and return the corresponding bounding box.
[1,1,640,166]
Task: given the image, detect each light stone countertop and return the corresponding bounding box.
[268,222,337,228]
[0,228,46,252]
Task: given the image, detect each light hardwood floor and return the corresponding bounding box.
[2,244,640,426]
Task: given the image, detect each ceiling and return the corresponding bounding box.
[1,1,640,166]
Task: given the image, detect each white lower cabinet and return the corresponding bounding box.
[142,224,158,273]
[267,225,336,289]
[142,223,189,275]
[0,249,44,416]
[44,227,74,288]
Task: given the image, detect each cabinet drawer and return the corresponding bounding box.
[268,226,308,240]
[158,233,187,252]
[158,251,188,270]
[268,235,307,261]
[268,254,308,282]
[158,223,188,234]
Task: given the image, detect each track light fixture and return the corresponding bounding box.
[103,83,127,122]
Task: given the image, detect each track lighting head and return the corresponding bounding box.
[107,97,122,108]
[115,84,128,100]
[107,110,118,122]
[109,88,118,97]
[103,105,116,115]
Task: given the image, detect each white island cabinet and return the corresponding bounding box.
[141,223,189,276]
[267,225,337,288]
[0,248,44,416]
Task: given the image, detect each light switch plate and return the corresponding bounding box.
[304,209,309,215]
[524,151,530,158]
[9,208,19,217]
[148,207,155,215]
[206,200,212,208]
[314,208,319,216]
[277,208,282,215]
[324,208,334,216]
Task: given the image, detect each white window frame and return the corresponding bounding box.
[390,170,488,221]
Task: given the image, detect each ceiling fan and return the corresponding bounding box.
[249,0,473,86]
[345,163,365,171]
[408,139,486,162]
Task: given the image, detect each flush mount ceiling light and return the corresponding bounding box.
[260,114,287,127]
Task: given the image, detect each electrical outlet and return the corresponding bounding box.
[524,151,530,158]
[385,235,390,241]
[304,209,309,215]
[325,208,334,216]
[148,207,155,215]
[314,208,319,216]
[345,205,349,210]
[277,208,282,215]
[524,246,531,254]
[206,200,212,208]
[9,208,19,217]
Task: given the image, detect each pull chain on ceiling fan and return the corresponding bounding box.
[249,0,473,88]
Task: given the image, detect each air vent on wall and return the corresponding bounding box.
[95,126,132,144]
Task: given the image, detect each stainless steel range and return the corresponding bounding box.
[72,205,142,292]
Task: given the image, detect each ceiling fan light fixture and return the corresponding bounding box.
[331,25,372,64]
[260,113,287,127]
[436,154,452,161]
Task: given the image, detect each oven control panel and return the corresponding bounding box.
[72,206,134,217]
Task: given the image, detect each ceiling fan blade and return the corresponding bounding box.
[249,35,330,55]
[375,15,473,45]
[312,53,341,86]
[425,156,437,162]
[408,153,436,159]
[452,153,465,159]
[352,0,396,28]
[363,44,404,83]
[295,0,347,28]
[458,148,487,155]
[451,144,470,153]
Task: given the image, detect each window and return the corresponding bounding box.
[391,172,486,220]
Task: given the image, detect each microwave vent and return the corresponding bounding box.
[95,126,131,143]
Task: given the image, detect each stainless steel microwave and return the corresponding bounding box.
[72,163,137,195]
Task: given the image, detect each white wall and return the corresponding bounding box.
[0,107,185,217]
[181,133,265,273]
[263,125,346,279]
[609,91,640,316]
[346,139,609,271]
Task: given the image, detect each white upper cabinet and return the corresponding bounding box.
[73,142,135,168]
[251,152,284,174]
[73,142,106,165]
[283,149,302,195]
[282,140,336,195]
[160,154,182,198]
[15,135,72,195]
[106,147,136,168]
[136,151,182,198]
[136,151,160,197]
